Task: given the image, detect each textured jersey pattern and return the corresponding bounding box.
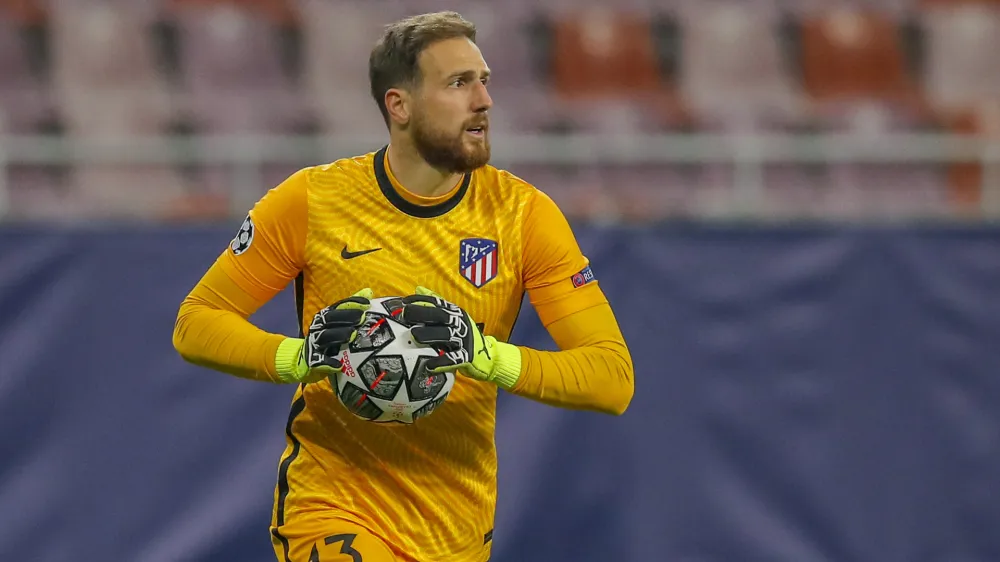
[274,148,534,561]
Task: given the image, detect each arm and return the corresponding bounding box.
[172,170,309,383]
[507,189,634,415]
[511,304,633,415]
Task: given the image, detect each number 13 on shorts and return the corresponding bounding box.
[273,520,400,562]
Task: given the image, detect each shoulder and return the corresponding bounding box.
[478,165,570,222]
[474,164,547,205]
[254,151,376,215]
[303,151,377,186]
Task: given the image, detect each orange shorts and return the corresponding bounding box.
[271,518,401,562]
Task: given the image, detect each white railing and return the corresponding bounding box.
[2,132,1000,221]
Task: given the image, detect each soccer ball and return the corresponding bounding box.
[331,296,455,424]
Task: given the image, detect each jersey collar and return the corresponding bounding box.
[373,145,472,219]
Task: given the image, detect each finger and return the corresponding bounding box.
[315,308,365,328]
[400,303,452,325]
[313,326,357,348]
[401,294,440,306]
[415,285,441,298]
[403,292,461,314]
[334,296,371,311]
[313,356,344,371]
[421,355,459,373]
[352,287,374,300]
[410,325,461,349]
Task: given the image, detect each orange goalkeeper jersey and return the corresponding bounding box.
[176,146,630,561]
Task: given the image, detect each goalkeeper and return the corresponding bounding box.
[173,10,634,562]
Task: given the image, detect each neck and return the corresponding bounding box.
[386,138,463,198]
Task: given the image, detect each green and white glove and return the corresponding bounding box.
[274,288,373,384]
[401,286,522,389]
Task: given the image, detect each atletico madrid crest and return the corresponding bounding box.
[459,238,499,288]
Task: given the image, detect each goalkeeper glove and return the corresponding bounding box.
[401,286,522,389]
[274,288,373,384]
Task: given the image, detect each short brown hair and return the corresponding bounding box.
[369,11,477,127]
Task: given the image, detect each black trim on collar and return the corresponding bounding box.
[373,145,472,219]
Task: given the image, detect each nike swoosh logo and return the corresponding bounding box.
[341,246,382,260]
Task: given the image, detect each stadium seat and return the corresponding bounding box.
[548,6,665,100]
[167,0,299,25]
[677,1,805,125]
[465,2,568,133]
[0,2,67,221]
[536,5,688,132]
[464,0,542,92]
[395,0,481,15]
[920,3,1000,113]
[42,1,192,221]
[781,0,921,17]
[936,101,1000,214]
[48,0,173,136]
[921,0,1000,6]
[0,3,53,219]
[918,4,1000,214]
[0,0,989,222]
[167,1,303,134]
[156,1,306,216]
[795,8,920,106]
[0,0,45,21]
[0,9,51,133]
[49,0,167,103]
[297,0,410,135]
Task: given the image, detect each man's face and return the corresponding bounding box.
[408,37,493,174]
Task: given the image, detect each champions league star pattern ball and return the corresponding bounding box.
[332,297,456,424]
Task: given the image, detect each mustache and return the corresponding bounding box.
[464,116,489,129]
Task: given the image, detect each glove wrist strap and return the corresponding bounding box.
[491,341,522,390]
[275,338,305,383]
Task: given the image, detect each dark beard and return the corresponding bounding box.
[411,113,490,174]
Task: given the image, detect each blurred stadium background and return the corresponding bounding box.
[2,0,1000,561]
[3,0,1000,222]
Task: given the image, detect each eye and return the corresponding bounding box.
[450,78,466,88]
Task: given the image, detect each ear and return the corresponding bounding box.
[384,87,411,127]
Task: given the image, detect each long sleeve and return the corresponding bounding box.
[173,261,290,382]
[506,188,635,415]
[510,303,634,415]
[172,169,309,383]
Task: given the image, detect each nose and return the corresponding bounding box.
[472,81,492,112]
